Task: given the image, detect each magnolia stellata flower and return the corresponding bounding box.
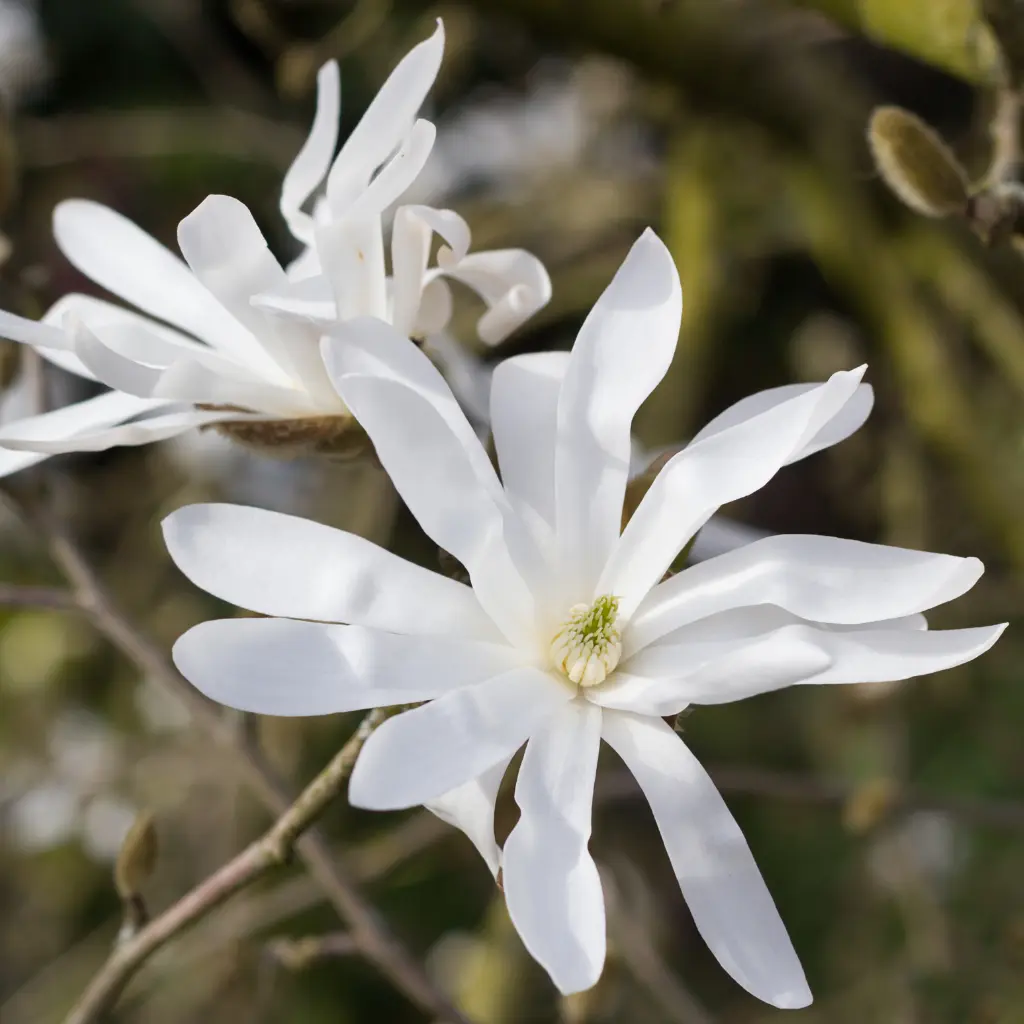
[270,22,551,347]
[0,19,549,476]
[162,230,1004,1005]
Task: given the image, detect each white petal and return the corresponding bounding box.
[173,618,522,716]
[438,248,553,345]
[73,321,161,396]
[689,382,874,464]
[0,307,70,351]
[152,358,316,417]
[0,391,174,453]
[324,325,540,642]
[601,712,811,1009]
[336,374,538,647]
[490,351,570,528]
[422,330,491,426]
[325,20,444,214]
[2,302,94,380]
[502,699,606,994]
[280,59,340,243]
[346,118,437,221]
[52,200,270,370]
[556,230,682,601]
[0,405,238,453]
[315,215,388,322]
[628,533,985,654]
[425,757,511,877]
[349,667,571,810]
[177,195,333,397]
[390,205,471,338]
[0,446,48,478]
[600,367,866,617]
[162,502,499,640]
[415,278,454,337]
[251,274,334,324]
[599,617,1005,714]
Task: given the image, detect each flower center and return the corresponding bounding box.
[550,595,622,688]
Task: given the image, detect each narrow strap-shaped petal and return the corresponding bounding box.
[323,321,542,643]
[391,205,471,338]
[73,321,161,397]
[163,502,499,638]
[555,229,682,603]
[325,20,444,214]
[490,351,569,529]
[280,59,340,244]
[348,667,572,810]
[596,618,1005,715]
[0,307,71,350]
[0,400,215,453]
[173,618,523,716]
[601,711,811,1009]
[315,216,388,322]
[345,119,437,221]
[151,359,317,418]
[689,381,874,464]
[600,367,866,617]
[52,200,272,371]
[0,391,168,476]
[425,757,512,878]
[2,304,94,380]
[502,699,606,995]
[177,195,338,403]
[628,533,985,654]
[439,248,553,345]
[336,374,538,647]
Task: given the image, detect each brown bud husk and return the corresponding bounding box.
[114,810,158,900]
[203,411,375,461]
[868,106,970,217]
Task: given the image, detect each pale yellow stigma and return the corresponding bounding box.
[550,595,622,688]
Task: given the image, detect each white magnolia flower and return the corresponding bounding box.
[162,230,1004,1005]
[261,21,551,347]
[0,20,549,476]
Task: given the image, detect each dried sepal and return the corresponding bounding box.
[868,106,970,217]
[114,810,158,901]
[205,412,374,461]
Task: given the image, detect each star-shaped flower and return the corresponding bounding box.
[0,20,549,475]
[163,229,1004,1006]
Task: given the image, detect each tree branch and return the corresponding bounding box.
[0,485,468,1024]
[0,582,78,610]
[62,710,387,1024]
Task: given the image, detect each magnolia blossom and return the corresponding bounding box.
[0,20,549,476]
[162,231,1003,1005]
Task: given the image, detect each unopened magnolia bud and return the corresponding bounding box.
[114,810,158,900]
[868,106,970,217]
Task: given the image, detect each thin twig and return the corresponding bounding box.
[0,485,468,1024]
[0,582,78,610]
[62,710,387,1024]
[267,932,359,970]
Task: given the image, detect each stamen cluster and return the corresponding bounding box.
[550,595,622,688]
